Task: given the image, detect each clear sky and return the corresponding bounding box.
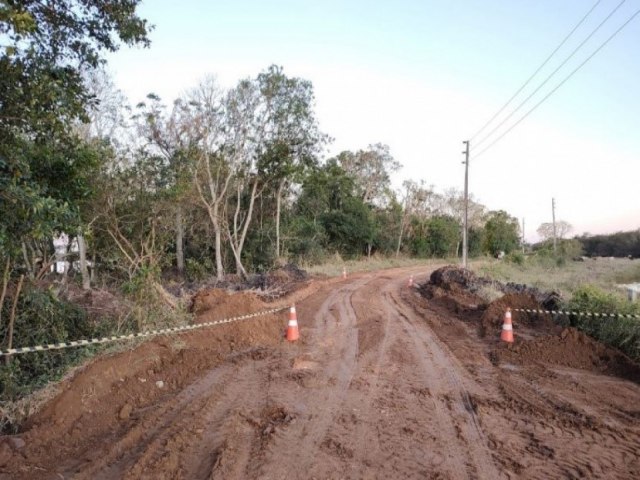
[106,0,640,241]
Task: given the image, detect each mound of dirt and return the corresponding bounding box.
[18,288,289,443]
[480,293,554,336]
[494,327,640,382]
[500,282,562,311]
[191,288,268,320]
[423,266,562,312]
[428,265,479,293]
[419,266,485,312]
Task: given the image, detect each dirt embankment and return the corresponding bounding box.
[419,265,640,383]
[0,285,297,473]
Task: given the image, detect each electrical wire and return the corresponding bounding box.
[469,0,603,142]
[473,6,640,160]
[472,0,627,151]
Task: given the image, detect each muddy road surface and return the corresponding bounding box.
[2,266,640,479]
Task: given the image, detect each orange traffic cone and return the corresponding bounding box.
[286,305,299,342]
[342,267,347,279]
[408,275,414,287]
[500,308,514,343]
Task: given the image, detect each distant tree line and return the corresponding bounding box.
[578,230,640,258]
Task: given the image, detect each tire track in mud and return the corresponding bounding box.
[383,283,501,480]
[476,371,640,479]
[61,350,269,479]
[251,276,370,479]
[407,277,640,479]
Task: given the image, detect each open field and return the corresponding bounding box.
[475,257,640,299]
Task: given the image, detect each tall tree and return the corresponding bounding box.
[335,144,400,206]
[483,210,521,256]
[136,94,199,275]
[537,221,573,241]
[255,65,326,259]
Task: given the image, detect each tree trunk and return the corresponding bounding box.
[228,178,259,279]
[176,206,184,274]
[275,179,285,259]
[90,250,97,285]
[0,258,10,341]
[6,274,24,365]
[22,242,34,280]
[78,233,91,290]
[213,210,224,281]
[396,219,406,258]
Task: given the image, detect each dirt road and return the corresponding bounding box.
[2,266,640,479]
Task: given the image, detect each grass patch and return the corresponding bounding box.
[304,254,459,277]
[475,257,640,298]
[566,285,640,362]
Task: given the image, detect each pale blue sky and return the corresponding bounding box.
[107,0,640,239]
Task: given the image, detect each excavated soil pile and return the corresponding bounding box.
[422,266,561,312]
[191,288,269,319]
[9,289,288,467]
[500,282,562,310]
[495,327,640,382]
[480,293,555,336]
[419,266,485,312]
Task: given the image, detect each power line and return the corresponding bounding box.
[469,0,603,142]
[473,6,640,160]
[472,0,627,152]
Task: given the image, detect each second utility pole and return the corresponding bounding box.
[462,140,470,269]
[552,197,557,254]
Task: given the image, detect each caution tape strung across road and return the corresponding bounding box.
[513,308,640,319]
[0,306,289,357]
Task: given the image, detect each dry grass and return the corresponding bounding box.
[475,257,640,300]
[304,254,459,277]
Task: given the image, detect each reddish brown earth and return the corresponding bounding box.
[1,266,640,479]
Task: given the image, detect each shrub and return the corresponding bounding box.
[0,288,99,404]
[506,252,525,265]
[565,285,640,361]
[185,257,212,282]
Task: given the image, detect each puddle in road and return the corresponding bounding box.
[499,363,521,371]
[292,358,319,370]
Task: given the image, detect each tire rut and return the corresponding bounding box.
[383,282,501,480]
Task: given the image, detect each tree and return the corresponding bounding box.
[186,77,231,280]
[537,221,573,241]
[255,65,326,259]
[135,94,201,275]
[396,180,433,256]
[335,144,400,206]
[483,210,520,256]
[424,215,460,257]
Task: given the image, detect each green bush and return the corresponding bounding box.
[185,257,213,282]
[506,251,525,265]
[565,285,640,362]
[0,288,99,404]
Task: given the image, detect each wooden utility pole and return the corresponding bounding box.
[522,218,525,254]
[552,198,557,253]
[462,140,470,268]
